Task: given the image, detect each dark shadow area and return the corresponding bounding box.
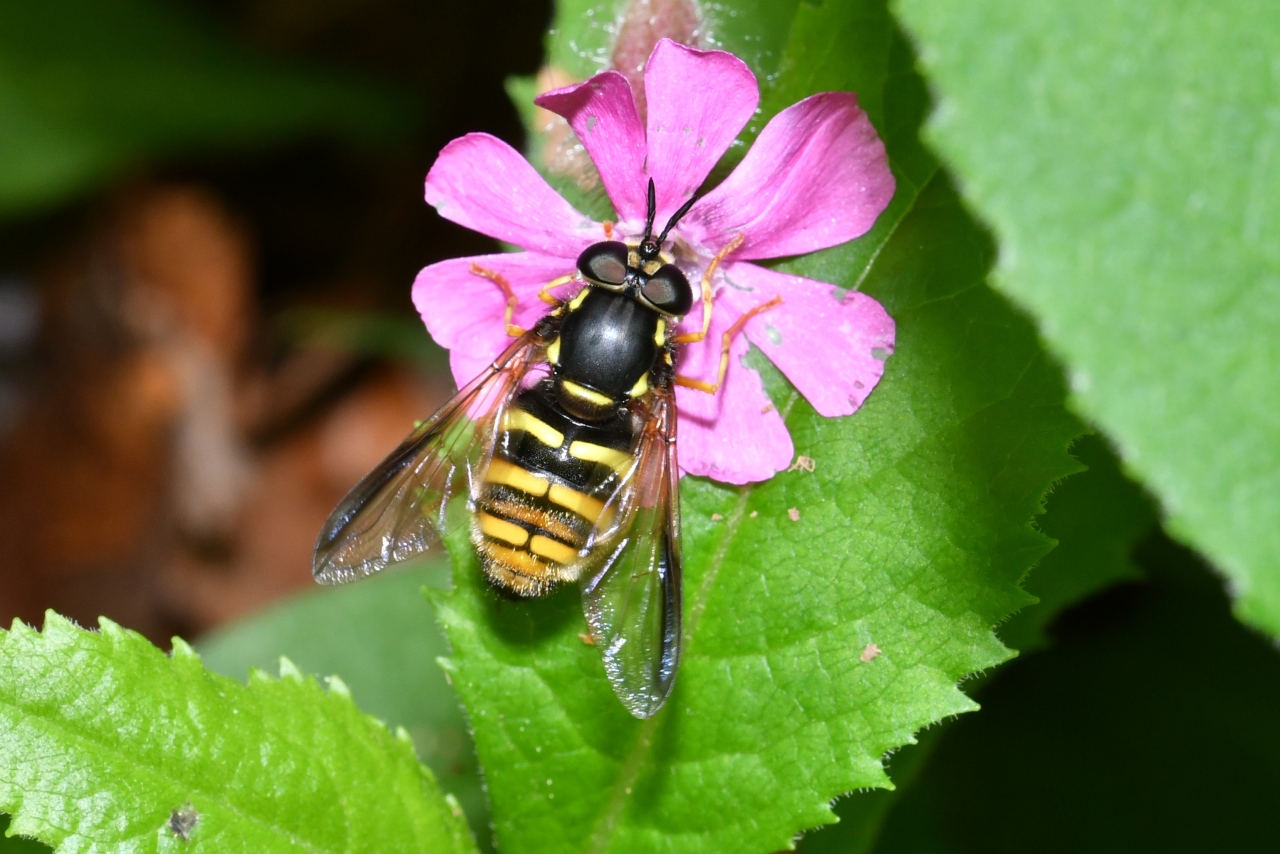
[859,529,1280,854]
[479,577,582,647]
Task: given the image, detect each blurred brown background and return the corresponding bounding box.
[0,0,551,642]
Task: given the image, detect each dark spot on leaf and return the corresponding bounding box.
[168,803,199,841]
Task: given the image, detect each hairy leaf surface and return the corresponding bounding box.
[0,614,475,853]
[197,564,489,847]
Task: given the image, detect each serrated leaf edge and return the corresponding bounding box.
[0,612,472,853]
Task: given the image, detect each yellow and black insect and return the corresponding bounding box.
[312,180,777,717]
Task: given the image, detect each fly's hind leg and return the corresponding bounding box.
[675,294,783,395]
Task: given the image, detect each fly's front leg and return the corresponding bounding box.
[537,273,577,305]
[675,294,783,395]
[470,263,526,337]
[673,233,745,346]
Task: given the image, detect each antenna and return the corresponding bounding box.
[640,180,701,261]
[657,191,701,247]
[642,179,658,243]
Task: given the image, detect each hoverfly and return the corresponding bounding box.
[313,180,778,718]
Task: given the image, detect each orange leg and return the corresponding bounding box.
[675,294,783,395]
[470,263,528,337]
[538,273,576,305]
[673,233,745,345]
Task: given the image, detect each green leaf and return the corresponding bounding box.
[0,613,476,853]
[794,727,935,854]
[868,534,1280,853]
[798,432,1159,852]
[433,2,1083,850]
[0,0,411,218]
[892,1,1280,636]
[196,563,489,849]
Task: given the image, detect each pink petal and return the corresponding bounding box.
[685,92,895,260]
[643,39,760,224]
[536,72,649,223]
[425,133,601,257]
[674,305,793,483]
[412,251,577,388]
[717,261,895,418]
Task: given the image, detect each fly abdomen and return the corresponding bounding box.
[472,384,635,597]
[473,477,587,597]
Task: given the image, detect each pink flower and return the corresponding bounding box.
[413,39,896,484]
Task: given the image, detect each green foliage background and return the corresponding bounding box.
[2,0,1278,852]
[0,0,409,218]
[894,0,1280,636]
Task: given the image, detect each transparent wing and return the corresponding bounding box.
[578,388,682,718]
[312,334,545,585]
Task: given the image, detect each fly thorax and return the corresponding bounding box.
[554,288,660,420]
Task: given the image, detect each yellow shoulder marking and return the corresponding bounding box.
[568,288,590,311]
[569,440,632,473]
[546,335,561,365]
[503,408,565,448]
[547,483,606,523]
[626,372,649,399]
[654,318,666,346]
[485,458,550,496]
[561,379,614,407]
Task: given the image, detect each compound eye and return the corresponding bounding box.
[577,241,630,286]
[642,264,693,315]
